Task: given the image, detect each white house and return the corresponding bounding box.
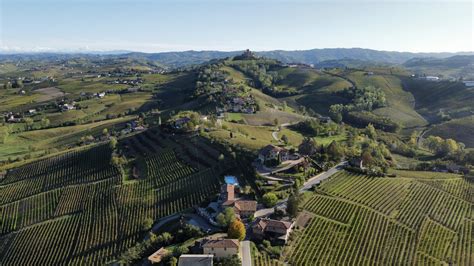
[425,76,440,81]
[463,81,474,87]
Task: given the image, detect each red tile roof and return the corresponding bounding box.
[234,200,257,212]
[202,238,240,249]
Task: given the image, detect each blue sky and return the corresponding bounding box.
[0,0,472,53]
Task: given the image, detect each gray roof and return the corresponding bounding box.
[178,254,213,266]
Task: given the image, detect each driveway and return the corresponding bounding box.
[241,240,252,266]
[299,161,347,192]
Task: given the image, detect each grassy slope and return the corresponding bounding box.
[279,68,353,115]
[346,71,428,129]
[402,79,474,122]
[427,115,474,147]
[0,116,133,160]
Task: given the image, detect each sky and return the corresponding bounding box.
[0,0,472,53]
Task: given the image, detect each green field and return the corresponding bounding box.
[286,170,473,265]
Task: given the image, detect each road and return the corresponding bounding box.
[241,240,252,266]
[271,122,293,142]
[299,161,347,192]
[416,127,430,148]
[254,162,346,218]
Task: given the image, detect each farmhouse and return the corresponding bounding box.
[61,103,76,111]
[178,254,213,266]
[349,157,365,169]
[424,76,440,81]
[233,200,257,218]
[258,145,289,164]
[252,218,294,244]
[201,238,240,258]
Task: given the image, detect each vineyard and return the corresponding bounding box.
[286,170,474,265]
[0,130,228,265]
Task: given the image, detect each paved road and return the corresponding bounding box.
[299,161,347,192]
[254,161,346,218]
[254,200,288,218]
[241,240,252,266]
[255,158,305,176]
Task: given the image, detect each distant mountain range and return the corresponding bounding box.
[1,48,473,68]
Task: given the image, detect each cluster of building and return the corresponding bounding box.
[106,78,143,85]
[215,87,257,115]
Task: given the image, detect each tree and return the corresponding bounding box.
[102,128,109,136]
[218,153,225,161]
[227,220,246,241]
[217,207,236,227]
[274,118,279,126]
[157,232,173,245]
[109,137,118,150]
[287,192,300,217]
[329,104,344,123]
[215,255,241,266]
[365,123,377,139]
[361,150,374,166]
[141,217,154,231]
[327,141,344,161]
[262,192,278,207]
[23,117,34,130]
[168,257,177,266]
[298,137,318,156]
[281,134,289,144]
[40,117,50,128]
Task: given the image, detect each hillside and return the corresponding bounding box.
[402,79,474,123]
[404,55,474,79]
[0,131,233,265]
[2,49,472,68]
[286,170,473,265]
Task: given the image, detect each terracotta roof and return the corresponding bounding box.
[226,184,235,201]
[262,219,291,230]
[202,238,240,249]
[148,247,170,263]
[234,200,257,212]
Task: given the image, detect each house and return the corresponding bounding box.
[463,80,474,87]
[252,218,294,244]
[221,184,236,206]
[425,76,440,81]
[319,116,331,123]
[202,238,240,258]
[174,117,191,129]
[148,247,170,264]
[178,254,213,266]
[233,200,257,217]
[61,103,75,111]
[97,92,106,98]
[349,157,365,169]
[258,145,289,164]
[27,109,36,115]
